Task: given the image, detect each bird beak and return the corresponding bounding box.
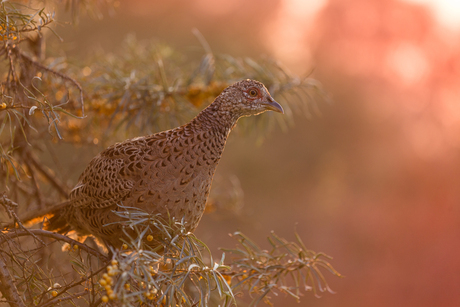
[261,98,284,114]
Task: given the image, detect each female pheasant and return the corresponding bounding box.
[45,79,283,249]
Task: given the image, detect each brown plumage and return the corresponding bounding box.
[45,79,283,249]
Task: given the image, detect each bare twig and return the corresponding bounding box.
[0,256,26,307]
[0,229,107,261]
[0,104,35,110]
[0,192,45,245]
[18,19,54,34]
[3,200,69,230]
[38,290,89,307]
[5,42,18,93]
[38,264,107,307]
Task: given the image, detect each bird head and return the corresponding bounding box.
[217,79,284,118]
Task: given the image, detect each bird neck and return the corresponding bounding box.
[190,102,240,137]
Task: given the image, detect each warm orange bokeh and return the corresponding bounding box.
[64,0,460,306]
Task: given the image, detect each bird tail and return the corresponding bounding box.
[4,201,72,233]
[41,201,72,233]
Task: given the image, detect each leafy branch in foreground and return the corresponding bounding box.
[1,197,340,307]
[95,206,340,306]
[1,195,107,307]
[223,232,341,306]
[99,206,235,306]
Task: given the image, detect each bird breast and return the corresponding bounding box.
[122,128,226,227]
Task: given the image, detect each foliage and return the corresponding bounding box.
[103,207,340,306]
[223,232,340,305]
[0,1,339,306]
[0,197,340,306]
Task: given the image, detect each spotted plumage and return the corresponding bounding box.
[45,79,283,249]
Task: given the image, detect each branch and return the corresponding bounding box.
[5,43,18,92]
[0,192,45,245]
[3,200,69,230]
[12,46,85,115]
[37,260,108,306]
[0,256,26,307]
[18,19,54,34]
[0,229,107,261]
[23,158,44,208]
[26,151,69,198]
[38,290,89,307]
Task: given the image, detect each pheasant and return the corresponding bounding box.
[44,79,283,249]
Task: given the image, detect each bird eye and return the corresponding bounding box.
[248,89,258,97]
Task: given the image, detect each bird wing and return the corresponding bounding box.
[69,134,167,210]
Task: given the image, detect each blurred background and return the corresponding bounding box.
[58,0,460,306]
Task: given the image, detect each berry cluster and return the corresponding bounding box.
[100,260,120,302]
